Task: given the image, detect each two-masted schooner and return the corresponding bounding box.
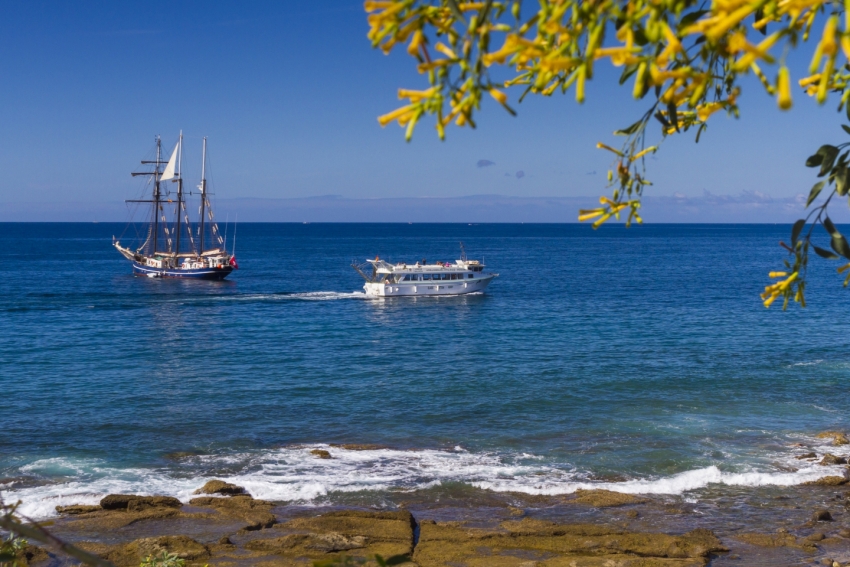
[114,133,237,279]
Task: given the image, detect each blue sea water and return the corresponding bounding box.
[2,222,850,519]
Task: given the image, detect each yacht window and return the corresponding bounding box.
[450,274,457,280]
[422,274,431,280]
[468,273,473,279]
[403,275,411,281]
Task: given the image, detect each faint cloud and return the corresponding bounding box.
[477,159,495,168]
[516,170,525,179]
[105,29,162,36]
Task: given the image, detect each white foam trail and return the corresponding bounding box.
[6,444,845,520]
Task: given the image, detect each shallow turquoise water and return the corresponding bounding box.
[2,222,850,518]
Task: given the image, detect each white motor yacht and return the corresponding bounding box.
[353,244,497,297]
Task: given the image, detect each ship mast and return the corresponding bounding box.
[153,137,161,254]
[174,132,183,258]
[199,137,207,254]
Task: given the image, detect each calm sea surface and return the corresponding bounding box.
[3,222,850,519]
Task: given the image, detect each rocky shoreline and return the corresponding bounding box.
[8,476,850,567]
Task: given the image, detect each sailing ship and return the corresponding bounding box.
[113,133,237,279]
[352,244,497,297]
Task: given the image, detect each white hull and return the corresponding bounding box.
[364,274,495,297]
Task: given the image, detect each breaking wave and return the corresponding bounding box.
[4,442,843,520]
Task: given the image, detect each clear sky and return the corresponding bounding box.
[0,1,844,220]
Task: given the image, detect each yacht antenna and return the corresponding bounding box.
[232,213,237,257]
[459,241,467,262]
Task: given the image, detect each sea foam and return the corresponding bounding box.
[5,443,843,520]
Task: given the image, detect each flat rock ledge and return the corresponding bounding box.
[39,501,732,567]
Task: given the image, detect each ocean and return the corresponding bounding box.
[2,222,850,523]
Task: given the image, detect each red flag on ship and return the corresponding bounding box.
[229,256,239,269]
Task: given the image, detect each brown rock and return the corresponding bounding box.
[188,494,276,531]
[804,476,848,486]
[55,504,101,515]
[310,449,332,459]
[193,479,246,495]
[330,443,386,451]
[835,434,850,446]
[796,452,818,459]
[820,454,847,466]
[103,536,210,567]
[570,489,648,507]
[806,532,826,541]
[15,544,48,567]
[248,510,415,564]
[413,517,726,567]
[99,494,181,511]
[814,509,834,522]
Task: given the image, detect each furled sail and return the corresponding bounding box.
[160,142,179,182]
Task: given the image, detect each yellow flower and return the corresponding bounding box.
[596,142,623,156]
[489,88,508,105]
[777,66,792,110]
[377,104,414,127]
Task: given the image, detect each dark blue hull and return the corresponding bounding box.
[131,261,234,280]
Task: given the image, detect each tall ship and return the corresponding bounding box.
[352,244,497,297]
[113,133,237,279]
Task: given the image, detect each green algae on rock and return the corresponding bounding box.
[569,489,648,507]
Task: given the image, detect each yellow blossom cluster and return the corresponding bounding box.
[366,0,850,308]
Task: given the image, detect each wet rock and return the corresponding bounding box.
[55,504,101,515]
[804,476,848,486]
[162,451,200,460]
[835,434,850,446]
[310,449,332,459]
[805,532,826,541]
[814,509,834,522]
[413,518,726,566]
[193,479,246,495]
[838,528,850,538]
[797,452,818,459]
[188,494,276,531]
[217,536,234,546]
[99,494,181,511]
[736,532,817,551]
[569,489,648,507]
[507,506,524,517]
[820,454,847,466]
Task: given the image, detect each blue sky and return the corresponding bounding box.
[0,1,845,220]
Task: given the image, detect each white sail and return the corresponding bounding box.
[160,142,179,182]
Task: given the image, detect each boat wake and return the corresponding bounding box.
[4,442,843,520]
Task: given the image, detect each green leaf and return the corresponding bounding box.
[667,100,679,131]
[679,9,709,28]
[818,145,840,177]
[824,215,840,237]
[832,234,850,259]
[842,125,850,136]
[653,111,669,128]
[838,166,850,196]
[614,119,643,136]
[791,219,805,244]
[806,153,824,167]
[0,553,17,561]
[807,181,826,206]
[619,64,638,85]
[814,245,840,259]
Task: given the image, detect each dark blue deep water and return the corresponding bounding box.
[3,222,850,518]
